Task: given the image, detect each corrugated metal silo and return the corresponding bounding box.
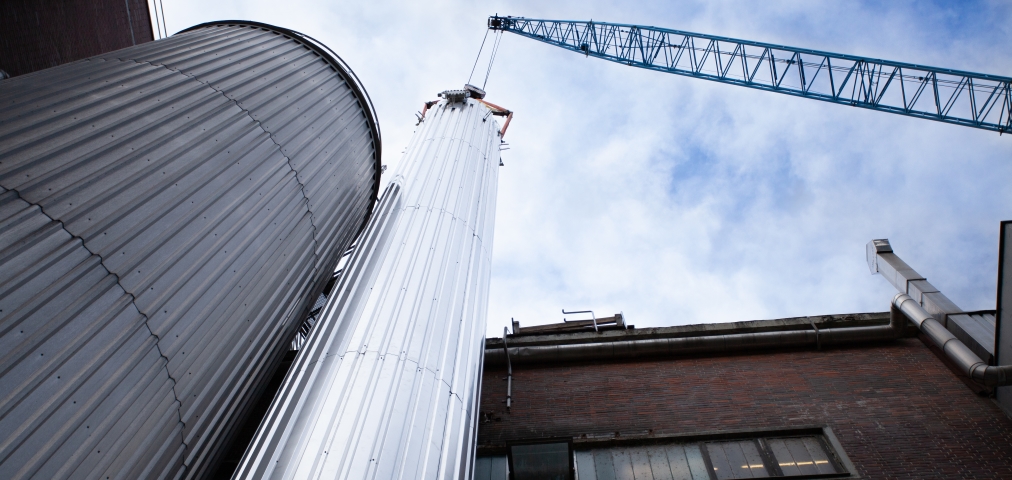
[0,21,380,479]
[233,91,501,479]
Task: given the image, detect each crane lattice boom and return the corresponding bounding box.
[489,16,1012,134]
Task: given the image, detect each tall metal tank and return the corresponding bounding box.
[0,21,381,479]
[233,89,503,479]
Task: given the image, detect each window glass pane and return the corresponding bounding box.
[475,456,492,480]
[592,450,617,480]
[706,441,768,478]
[767,436,840,477]
[737,441,769,478]
[646,446,675,480]
[800,437,838,475]
[630,449,653,479]
[474,456,509,480]
[512,443,570,480]
[572,433,846,479]
[610,450,635,480]
[662,445,691,480]
[651,444,709,480]
[723,442,751,478]
[766,439,801,476]
[785,439,818,476]
[740,441,769,477]
[578,445,709,480]
[682,445,711,480]
[575,451,597,480]
[706,442,734,479]
[491,455,509,480]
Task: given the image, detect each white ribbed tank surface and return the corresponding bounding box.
[234,90,503,479]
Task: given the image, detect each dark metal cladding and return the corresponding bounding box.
[0,22,380,479]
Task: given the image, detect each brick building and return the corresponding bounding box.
[0,0,154,78]
[474,236,1012,479]
[476,314,1012,479]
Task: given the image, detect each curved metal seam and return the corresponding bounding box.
[115,57,326,283]
[4,55,337,473]
[49,55,331,471]
[243,112,323,271]
[178,21,383,242]
[0,24,381,478]
[0,186,191,462]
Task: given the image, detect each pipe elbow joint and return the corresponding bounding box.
[970,363,1012,387]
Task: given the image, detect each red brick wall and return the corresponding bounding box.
[478,338,1012,479]
[1,0,154,77]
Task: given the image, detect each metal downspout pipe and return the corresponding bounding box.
[893,294,1012,386]
[502,328,512,413]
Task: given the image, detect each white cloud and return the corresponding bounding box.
[159,0,1012,336]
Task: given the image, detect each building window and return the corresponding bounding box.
[576,443,711,479]
[574,432,848,479]
[478,430,849,480]
[705,440,770,478]
[474,455,509,480]
[508,439,574,480]
[762,436,840,477]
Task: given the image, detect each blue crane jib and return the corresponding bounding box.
[489,16,1012,134]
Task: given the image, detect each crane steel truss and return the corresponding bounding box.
[489,16,1012,134]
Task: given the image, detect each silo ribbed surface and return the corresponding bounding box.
[234,96,500,479]
[0,21,380,480]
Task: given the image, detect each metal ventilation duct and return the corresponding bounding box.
[0,21,380,479]
[234,95,502,479]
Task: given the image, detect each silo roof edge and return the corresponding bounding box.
[178,20,383,236]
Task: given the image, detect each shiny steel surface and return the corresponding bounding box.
[868,239,1012,386]
[947,312,996,361]
[865,239,961,319]
[893,294,1012,386]
[235,96,501,479]
[866,238,994,357]
[0,22,378,479]
[998,221,1012,415]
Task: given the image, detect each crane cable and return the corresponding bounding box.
[466,29,490,85]
[158,0,167,37]
[482,30,503,90]
[466,29,503,89]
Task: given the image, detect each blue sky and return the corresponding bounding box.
[156,1,1012,336]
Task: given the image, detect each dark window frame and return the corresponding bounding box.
[700,435,847,478]
[505,437,575,480]
[564,426,858,479]
[764,434,848,477]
